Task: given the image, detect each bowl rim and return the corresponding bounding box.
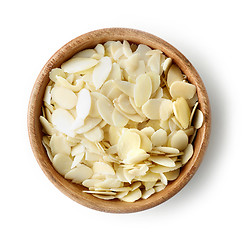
[27,28,211,213]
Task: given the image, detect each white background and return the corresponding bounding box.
[1,0,247,239]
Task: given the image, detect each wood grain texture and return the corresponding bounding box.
[27,28,211,213]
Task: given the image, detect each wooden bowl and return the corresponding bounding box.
[28,28,211,213]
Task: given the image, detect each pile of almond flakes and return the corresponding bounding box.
[40,41,203,202]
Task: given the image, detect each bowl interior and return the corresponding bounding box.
[28,28,211,213]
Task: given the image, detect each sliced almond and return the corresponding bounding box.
[151,129,168,147]
[142,99,162,119]
[170,81,196,99]
[50,134,71,156]
[193,109,204,129]
[92,57,112,89]
[173,97,191,129]
[164,169,180,181]
[141,127,155,138]
[61,57,98,73]
[167,64,183,87]
[169,130,188,151]
[112,108,129,127]
[76,88,91,121]
[114,80,135,97]
[51,108,75,136]
[149,156,175,167]
[147,52,161,75]
[120,188,142,202]
[96,96,114,125]
[134,74,152,107]
[153,146,180,154]
[117,130,141,160]
[160,99,173,121]
[142,188,155,199]
[40,116,56,135]
[84,126,104,142]
[73,49,96,58]
[150,162,182,173]
[93,162,115,175]
[49,68,66,82]
[181,143,193,165]
[118,94,136,115]
[52,153,73,176]
[75,117,101,134]
[124,149,150,164]
[65,164,93,183]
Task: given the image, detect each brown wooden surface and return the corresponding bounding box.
[27,28,211,213]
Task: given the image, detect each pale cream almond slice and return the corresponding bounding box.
[107,87,123,101]
[85,151,101,162]
[112,108,129,127]
[75,117,102,134]
[61,57,98,73]
[123,168,135,183]
[193,109,204,129]
[134,44,151,63]
[42,141,53,162]
[120,188,142,202]
[118,94,136,115]
[43,86,52,104]
[125,53,139,72]
[50,134,71,156]
[130,129,152,152]
[129,97,146,118]
[160,99,173,121]
[93,162,115,176]
[89,92,100,118]
[65,164,93,183]
[181,143,194,165]
[92,194,116,200]
[160,173,168,185]
[173,97,191,129]
[45,108,53,123]
[189,102,199,125]
[109,125,122,146]
[56,75,85,92]
[130,182,142,191]
[82,179,102,188]
[151,129,168,147]
[52,153,73,176]
[134,74,152,107]
[136,171,160,182]
[76,88,91,120]
[164,169,180,181]
[141,127,155,138]
[95,44,105,57]
[142,188,155,199]
[143,181,157,191]
[84,126,104,142]
[150,162,182,173]
[83,190,116,196]
[128,165,149,177]
[151,87,163,99]
[142,99,162,119]
[187,93,198,107]
[116,166,129,182]
[105,145,118,155]
[80,138,100,153]
[49,68,66,82]
[71,152,85,169]
[110,187,131,192]
[72,49,96,58]
[153,146,180,154]
[149,156,175,167]
[108,62,122,81]
[169,118,180,132]
[97,96,114,125]
[184,126,195,136]
[40,116,57,135]
[44,101,54,113]
[116,191,129,199]
[160,120,170,133]
[51,86,77,110]
[171,116,183,129]
[100,80,116,96]
[95,178,122,188]
[114,101,145,122]
[162,57,172,75]
[170,81,196,99]
[169,130,188,151]
[146,120,161,131]
[124,149,150,164]
[167,64,184,87]
[154,185,166,192]
[114,80,135,97]
[123,40,132,57]
[51,108,75,136]
[147,52,161,75]
[129,60,146,78]
[110,41,123,59]
[117,130,141,160]
[93,56,112,89]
